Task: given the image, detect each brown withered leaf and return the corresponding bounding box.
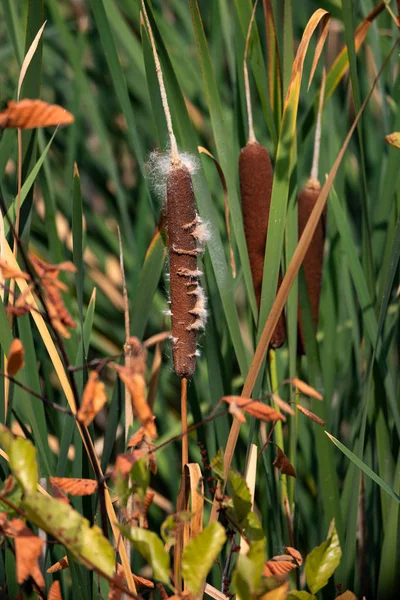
[112,450,146,480]
[272,393,295,416]
[285,546,302,566]
[127,427,146,448]
[113,364,157,439]
[263,552,299,578]
[222,396,286,422]
[50,477,98,496]
[7,338,25,376]
[115,563,154,589]
[1,518,45,589]
[47,555,69,573]
[77,371,107,426]
[1,475,15,495]
[30,254,77,338]
[273,447,296,478]
[48,581,63,600]
[0,99,74,129]
[291,377,323,400]
[0,258,30,280]
[296,404,325,426]
[5,304,31,318]
[227,398,246,423]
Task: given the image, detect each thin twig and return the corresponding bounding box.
[0,371,75,417]
[244,0,259,144]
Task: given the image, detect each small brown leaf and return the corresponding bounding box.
[1,518,44,589]
[227,398,246,423]
[296,404,325,426]
[2,475,15,495]
[7,339,25,376]
[291,377,323,400]
[222,396,286,422]
[273,447,296,478]
[0,258,29,280]
[0,99,74,129]
[127,427,146,448]
[284,546,302,566]
[50,477,98,496]
[272,394,295,416]
[113,364,157,438]
[113,450,146,479]
[263,553,298,578]
[48,581,63,600]
[47,555,69,573]
[77,371,107,426]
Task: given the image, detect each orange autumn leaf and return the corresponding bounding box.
[48,580,63,600]
[7,338,25,376]
[30,254,77,338]
[112,450,146,480]
[127,427,146,448]
[263,551,300,578]
[77,371,107,426]
[291,377,323,400]
[222,396,286,422]
[0,99,74,130]
[0,258,30,280]
[1,518,44,589]
[285,546,302,567]
[272,393,295,416]
[113,364,157,439]
[227,398,246,423]
[273,447,296,478]
[50,477,98,496]
[49,481,70,504]
[296,404,325,426]
[47,555,69,573]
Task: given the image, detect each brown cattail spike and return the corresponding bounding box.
[167,165,205,379]
[239,141,286,347]
[297,178,325,353]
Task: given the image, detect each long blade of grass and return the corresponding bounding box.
[326,432,400,504]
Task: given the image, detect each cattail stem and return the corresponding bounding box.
[310,68,326,182]
[244,0,259,144]
[141,0,179,164]
[181,377,188,469]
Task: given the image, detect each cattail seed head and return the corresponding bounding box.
[297,178,325,354]
[167,164,206,379]
[239,141,286,348]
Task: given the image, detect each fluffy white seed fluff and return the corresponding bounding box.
[146,146,199,201]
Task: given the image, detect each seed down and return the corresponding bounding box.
[297,178,325,354]
[239,141,286,348]
[167,164,205,379]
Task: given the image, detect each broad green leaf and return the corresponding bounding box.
[181,521,227,594]
[228,468,252,525]
[232,538,265,599]
[0,425,14,454]
[22,492,115,577]
[288,593,317,600]
[8,437,38,495]
[119,526,170,584]
[210,448,225,481]
[244,511,265,542]
[326,432,400,504]
[160,511,193,549]
[0,478,23,518]
[305,520,342,594]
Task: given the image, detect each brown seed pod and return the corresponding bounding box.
[297,178,325,354]
[239,141,286,348]
[167,164,205,379]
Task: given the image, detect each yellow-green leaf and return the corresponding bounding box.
[305,519,342,594]
[8,437,38,495]
[182,521,226,594]
[119,525,170,584]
